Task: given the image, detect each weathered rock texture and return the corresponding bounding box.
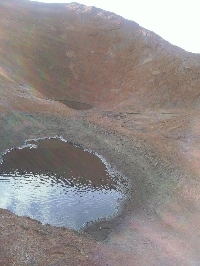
[1,0,200,265]
[1,0,200,109]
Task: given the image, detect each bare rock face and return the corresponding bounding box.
[1,0,200,110]
[1,1,200,266]
[0,209,97,266]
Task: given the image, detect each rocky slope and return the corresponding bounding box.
[1,0,200,109]
[1,1,200,265]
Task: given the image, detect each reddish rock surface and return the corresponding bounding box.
[1,1,200,265]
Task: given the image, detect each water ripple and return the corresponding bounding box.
[0,138,128,230]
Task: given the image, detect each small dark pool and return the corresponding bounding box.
[58,100,93,110]
[0,138,127,230]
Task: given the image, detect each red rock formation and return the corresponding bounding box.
[1,0,200,110]
[1,1,200,266]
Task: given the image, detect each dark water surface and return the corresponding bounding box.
[0,138,127,230]
[58,100,92,110]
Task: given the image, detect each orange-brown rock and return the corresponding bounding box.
[1,0,200,110]
[1,1,200,265]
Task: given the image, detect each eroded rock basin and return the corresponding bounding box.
[58,100,93,110]
[0,138,127,230]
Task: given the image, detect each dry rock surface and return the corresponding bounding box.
[0,0,200,265]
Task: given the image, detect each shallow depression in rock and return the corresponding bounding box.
[0,138,127,230]
[58,100,93,110]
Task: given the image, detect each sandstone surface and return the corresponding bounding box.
[1,1,200,265]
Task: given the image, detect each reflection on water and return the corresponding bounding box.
[58,100,92,110]
[0,138,126,230]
